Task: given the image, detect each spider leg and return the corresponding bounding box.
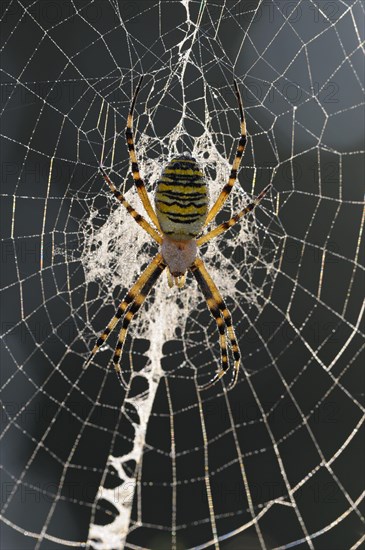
[84,254,166,385]
[126,75,162,231]
[112,254,166,385]
[100,167,162,244]
[190,258,241,390]
[197,184,271,247]
[203,80,247,227]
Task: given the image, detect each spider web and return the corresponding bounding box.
[1,0,364,549]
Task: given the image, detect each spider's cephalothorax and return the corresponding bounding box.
[86,76,272,391]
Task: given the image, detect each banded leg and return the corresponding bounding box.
[204,80,247,227]
[112,254,166,383]
[190,258,241,390]
[197,184,271,247]
[84,254,166,381]
[100,167,162,244]
[126,75,161,231]
[191,271,230,390]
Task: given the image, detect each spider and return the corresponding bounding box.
[85,76,271,390]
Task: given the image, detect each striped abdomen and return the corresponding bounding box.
[155,156,208,241]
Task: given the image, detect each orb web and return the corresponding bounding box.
[1,1,364,549]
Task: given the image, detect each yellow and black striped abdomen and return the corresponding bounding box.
[155,156,208,241]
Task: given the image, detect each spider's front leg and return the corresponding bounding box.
[112,255,166,383]
[191,183,272,389]
[84,253,166,388]
[190,258,241,390]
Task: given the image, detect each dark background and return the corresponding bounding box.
[1,1,364,549]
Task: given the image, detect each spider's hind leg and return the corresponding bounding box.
[125,75,161,231]
[99,167,162,244]
[197,183,272,247]
[203,80,247,227]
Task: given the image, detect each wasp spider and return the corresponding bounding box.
[85,76,271,390]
